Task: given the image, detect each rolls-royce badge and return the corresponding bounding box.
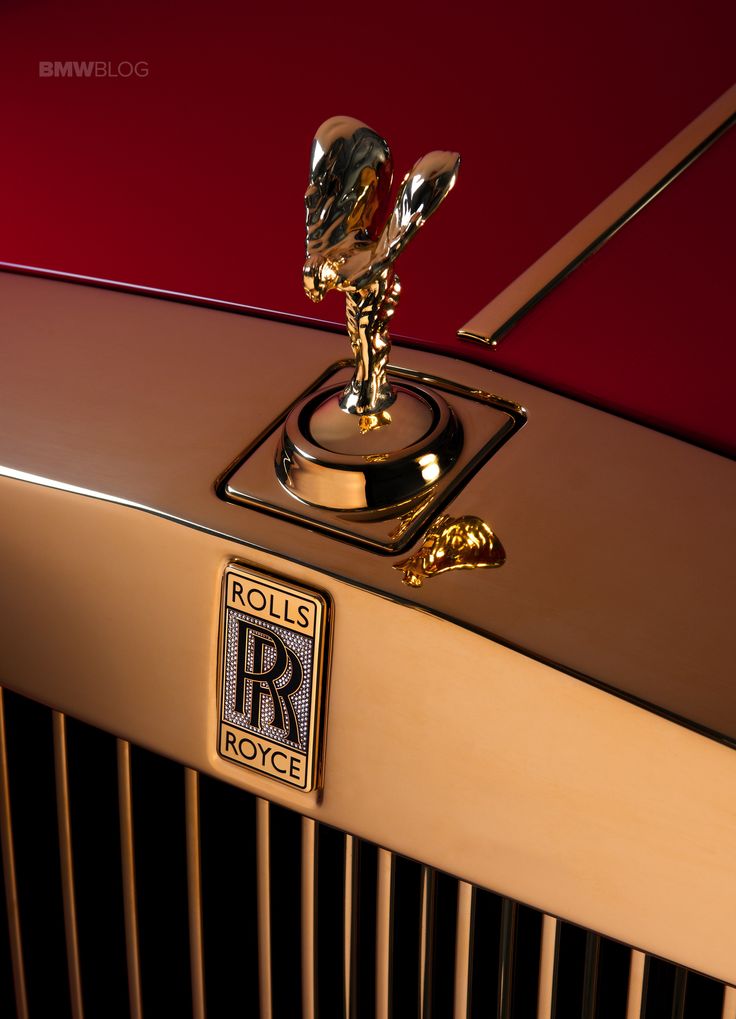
[218,563,331,791]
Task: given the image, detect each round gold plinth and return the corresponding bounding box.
[275,383,463,511]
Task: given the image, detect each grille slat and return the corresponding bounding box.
[4,692,71,1018]
[256,796,273,1019]
[673,968,688,1019]
[199,772,259,1018]
[419,866,437,1018]
[64,718,128,1018]
[131,744,193,1016]
[627,950,646,1019]
[343,833,359,1018]
[453,881,475,1018]
[538,915,558,1019]
[723,986,736,1019]
[582,933,602,1019]
[684,971,726,1018]
[116,739,143,1019]
[0,689,28,1019]
[315,822,343,1018]
[498,898,518,1018]
[301,816,318,1019]
[0,836,15,1016]
[185,768,206,1019]
[52,712,84,1019]
[376,848,395,1019]
[0,690,734,1019]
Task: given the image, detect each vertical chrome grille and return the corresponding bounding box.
[0,689,733,1018]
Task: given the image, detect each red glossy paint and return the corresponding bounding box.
[0,0,733,451]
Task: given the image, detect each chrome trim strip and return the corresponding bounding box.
[53,712,84,1019]
[256,798,273,1019]
[301,817,318,1019]
[117,740,143,1019]
[0,689,29,1019]
[453,882,475,1019]
[626,950,646,1019]
[376,849,395,1019]
[537,916,558,1019]
[185,769,206,1019]
[459,85,736,346]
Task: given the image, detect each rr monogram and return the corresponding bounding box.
[234,621,303,745]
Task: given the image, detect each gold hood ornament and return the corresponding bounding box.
[274,118,464,515]
[303,116,460,416]
[394,515,506,587]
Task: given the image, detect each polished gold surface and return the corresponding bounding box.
[1,461,736,982]
[358,411,392,434]
[53,712,84,1019]
[2,273,736,982]
[296,116,463,506]
[394,514,505,587]
[459,85,736,345]
[0,689,29,1019]
[229,363,518,551]
[185,769,206,1019]
[310,386,433,455]
[304,115,459,415]
[276,382,463,511]
[3,273,735,741]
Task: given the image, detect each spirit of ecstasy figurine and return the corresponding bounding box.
[232,119,507,565]
[303,116,460,416]
[273,117,465,514]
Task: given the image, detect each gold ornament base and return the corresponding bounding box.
[221,363,521,554]
[275,383,462,511]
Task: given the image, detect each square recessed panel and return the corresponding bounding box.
[220,363,522,553]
